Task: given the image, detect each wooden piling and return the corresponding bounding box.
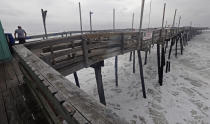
[115,56,118,87]
[144,51,148,65]
[133,50,135,73]
[129,13,135,62]
[175,37,178,58]
[129,52,132,61]
[137,0,146,98]
[79,2,89,67]
[73,72,80,88]
[157,44,161,84]
[180,34,183,55]
[166,38,174,73]
[91,61,106,105]
[172,9,177,27]
[164,40,168,52]
[113,8,118,87]
[137,50,146,98]
[41,9,48,39]
[157,2,166,86]
[159,44,165,86]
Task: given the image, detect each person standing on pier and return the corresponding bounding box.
[14,26,27,44]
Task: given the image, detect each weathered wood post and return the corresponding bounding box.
[79,3,83,34]
[172,9,177,28]
[41,9,48,39]
[73,72,80,88]
[79,2,89,67]
[165,9,177,73]
[189,21,192,40]
[166,38,174,73]
[178,16,183,55]
[115,56,118,87]
[184,31,187,46]
[180,33,183,55]
[129,51,132,61]
[144,0,152,65]
[172,9,178,58]
[89,11,93,32]
[132,13,136,73]
[157,42,161,81]
[88,11,94,54]
[175,36,178,57]
[164,39,169,52]
[144,51,148,65]
[133,49,136,73]
[91,61,106,105]
[113,8,119,87]
[157,3,166,86]
[129,13,135,63]
[148,0,152,30]
[128,13,136,73]
[137,0,146,98]
[178,16,181,29]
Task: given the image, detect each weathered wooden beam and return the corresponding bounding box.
[166,38,174,73]
[40,41,121,60]
[157,43,161,84]
[42,42,81,53]
[58,46,138,76]
[52,47,121,70]
[18,61,77,124]
[133,50,136,73]
[115,56,118,87]
[180,34,184,55]
[57,48,123,76]
[50,39,138,71]
[73,72,80,88]
[137,50,146,98]
[175,37,178,58]
[91,61,106,105]
[13,45,128,124]
[159,3,166,86]
[144,51,148,65]
[164,40,169,52]
[25,35,82,49]
[129,51,132,61]
[159,44,165,86]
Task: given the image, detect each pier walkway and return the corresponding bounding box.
[0,57,48,124]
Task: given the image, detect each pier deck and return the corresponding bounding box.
[0,57,48,124]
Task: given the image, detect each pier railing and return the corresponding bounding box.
[24,27,204,76]
[13,44,127,124]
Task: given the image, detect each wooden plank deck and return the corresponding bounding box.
[14,44,129,124]
[0,57,48,124]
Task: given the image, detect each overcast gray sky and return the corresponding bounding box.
[0,0,209,35]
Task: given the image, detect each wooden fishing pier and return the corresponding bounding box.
[0,0,208,123]
[7,26,204,124]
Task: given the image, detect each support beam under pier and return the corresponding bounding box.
[91,61,106,105]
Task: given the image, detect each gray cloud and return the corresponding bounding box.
[0,0,209,34]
